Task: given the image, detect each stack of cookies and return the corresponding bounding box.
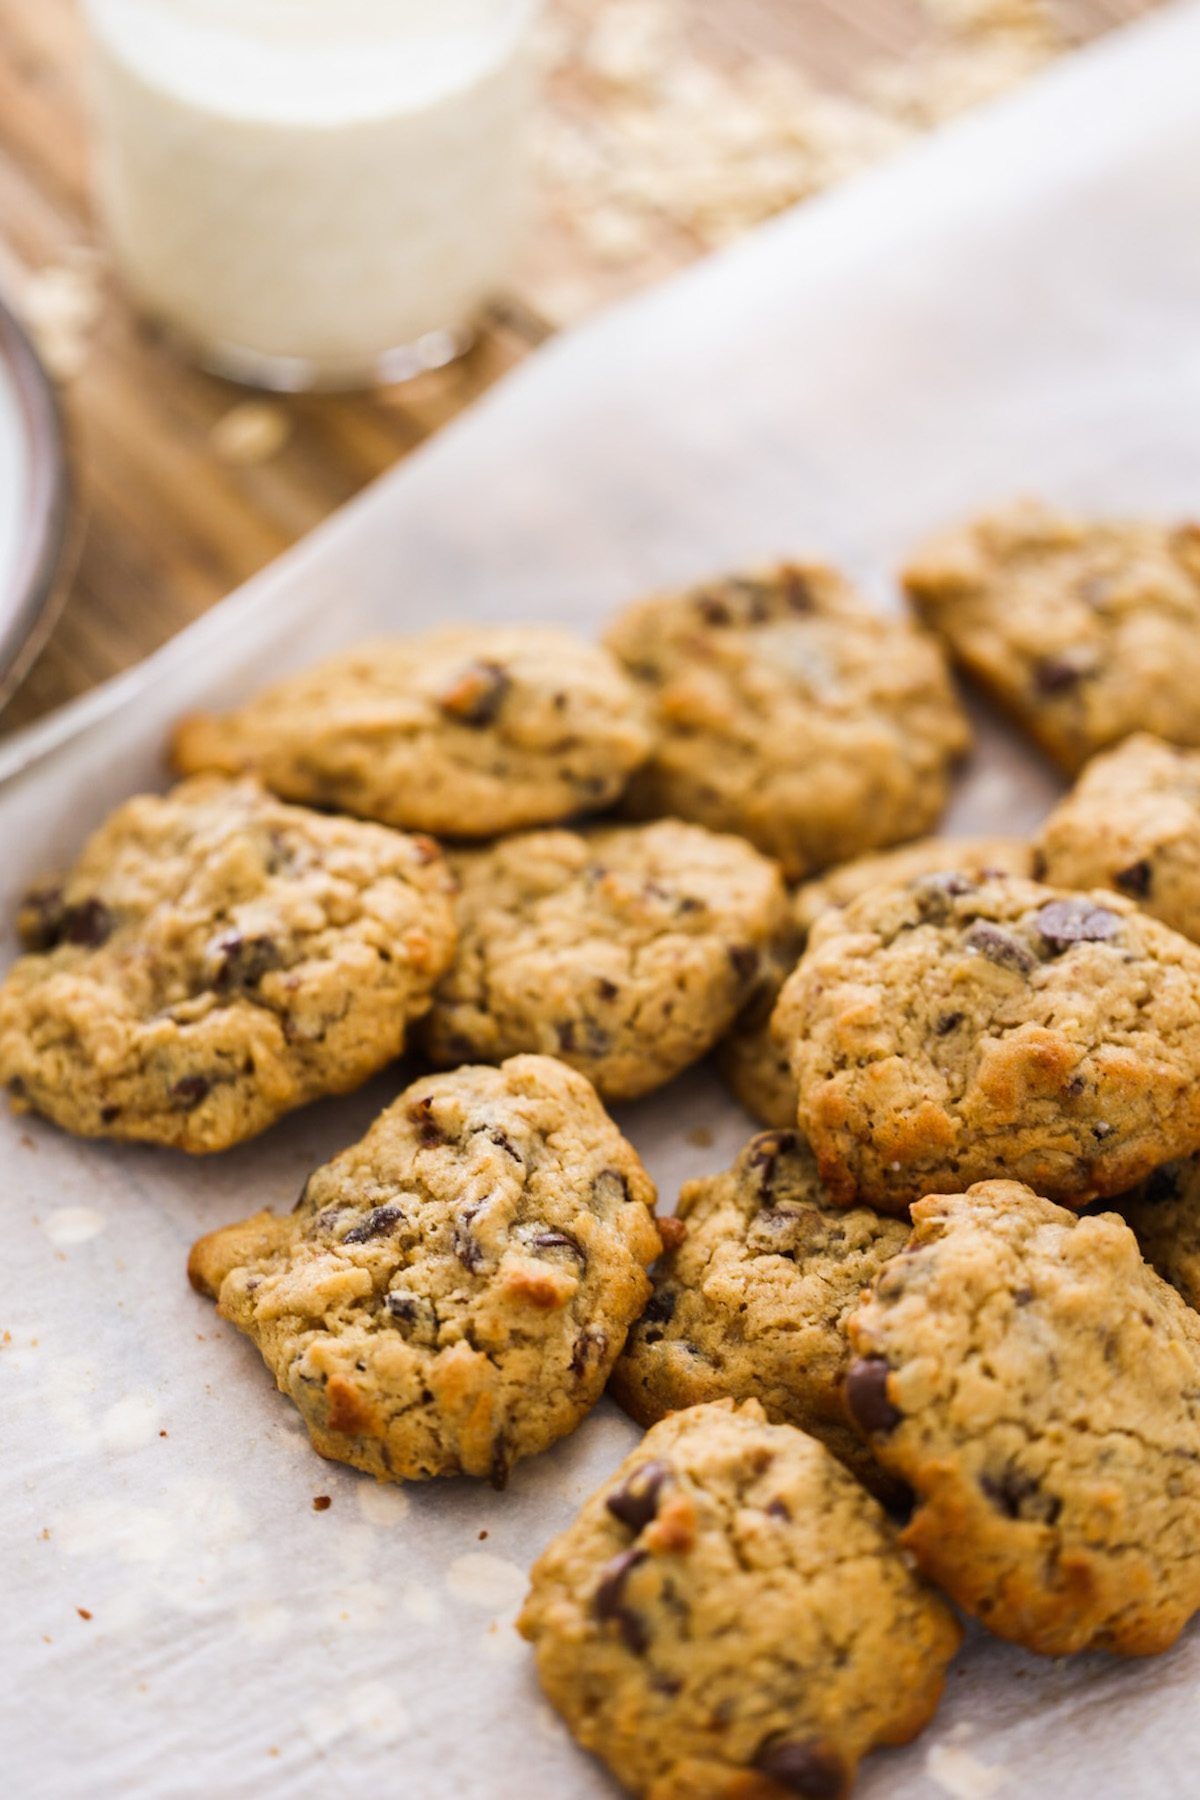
[8,496,1200,1799]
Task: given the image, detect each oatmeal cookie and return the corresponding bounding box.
[610,1130,910,1498]
[605,563,969,881]
[1034,733,1200,941]
[903,499,1200,773]
[170,626,653,836]
[518,1398,961,1800]
[1111,1155,1200,1312]
[188,1056,660,1484]
[846,1181,1200,1655]
[718,838,1031,1128]
[0,776,456,1153]
[424,820,790,1101]
[776,871,1200,1211]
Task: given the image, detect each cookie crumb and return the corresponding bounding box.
[926,1741,1009,1798]
[76,1607,92,1621]
[312,1495,332,1512]
[685,1125,714,1147]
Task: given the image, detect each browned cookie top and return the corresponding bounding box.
[0,775,457,1153]
[519,1399,961,1800]
[904,499,1200,773]
[189,1056,661,1485]
[776,871,1200,1211]
[847,1181,1200,1656]
[606,563,969,880]
[171,625,653,836]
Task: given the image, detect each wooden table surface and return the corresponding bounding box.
[0,0,1151,738]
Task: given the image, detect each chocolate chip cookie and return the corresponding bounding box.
[188,1056,660,1484]
[717,838,1031,1129]
[605,563,969,881]
[0,776,457,1153]
[1111,1155,1200,1312]
[610,1131,910,1498]
[518,1398,961,1800]
[776,871,1200,1211]
[846,1181,1200,1656]
[424,820,791,1102]
[903,499,1200,774]
[170,626,653,836]
[1034,733,1200,941]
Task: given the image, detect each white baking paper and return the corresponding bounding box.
[6,6,1200,1794]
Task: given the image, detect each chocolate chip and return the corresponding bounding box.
[170,1074,210,1110]
[408,1096,443,1147]
[1034,654,1086,694]
[570,1327,607,1378]
[454,1206,485,1272]
[606,1459,672,1533]
[490,1437,511,1491]
[696,592,733,625]
[844,1356,901,1436]
[1035,899,1122,952]
[62,898,113,949]
[728,944,760,985]
[532,1230,585,1263]
[964,921,1036,975]
[596,977,619,1002]
[753,1737,847,1799]
[18,885,66,951]
[1144,1165,1182,1205]
[1013,1285,1034,1306]
[936,1011,964,1035]
[386,1292,419,1321]
[747,1129,797,1192]
[913,870,974,922]
[591,1168,631,1209]
[556,1018,612,1057]
[639,1288,676,1342]
[440,659,511,726]
[1093,1122,1113,1140]
[100,1104,121,1125]
[211,931,280,993]
[593,1547,649,1653]
[765,1497,791,1520]
[342,1205,403,1245]
[783,569,815,613]
[1114,859,1153,899]
[488,1127,522,1162]
[980,1466,1061,1525]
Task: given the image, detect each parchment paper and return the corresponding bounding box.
[6,6,1200,1794]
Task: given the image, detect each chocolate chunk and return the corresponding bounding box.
[593,1547,649,1653]
[936,1011,964,1035]
[765,1497,791,1520]
[342,1205,403,1245]
[748,1129,800,1200]
[596,977,619,1002]
[591,1168,631,1209]
[753,1737,847,1799]
[727,944,761,986]
[1144,1164,1183,1205]
[914,870,975,922]
[170,1074,210,1111]
[18,885,66,951]
[639,1288,676,1340]
[488,1127,523,1162]
[964,921,1036,975]
[556,1018,612,1057]
[532,1230,585,1263]
[454,1206,485,1273]
[570,1327,607,1378]
[408,1096,443,1147]
[980,1466,1061,1525]
[100,1104,121,1124]
[62,898,113,949]
[606,1459,672,1533]
[211,931,280,993]
[440,659,511,726]
[1035,898,1122,951]
[1093,1121,1113,1140]
[1013,1285,1034,1306]
[1114,858,1153,899]
[1034,654,1087,694]
[845,1356,902,1436]
[696,592,733,626]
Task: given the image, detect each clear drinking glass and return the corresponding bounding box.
[84,0,541,390]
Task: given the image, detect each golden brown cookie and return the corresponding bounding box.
[188,1057,661,1485]
[519,1399,961,1800]
[847,1181,1200,1655]
[0,776,456,1153]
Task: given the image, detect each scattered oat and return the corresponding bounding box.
[927,1742,1009,1799]
[41,1207,106,1249]
[209,400,291,465]
[22,250,105,382]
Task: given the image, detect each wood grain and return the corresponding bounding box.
[0,0,1153,738]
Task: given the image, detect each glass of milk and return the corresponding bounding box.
[84,0,541,389]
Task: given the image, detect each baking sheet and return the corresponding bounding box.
[6,6,1200,1794]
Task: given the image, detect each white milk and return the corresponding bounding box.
[0,359,30,608]
[85,0,538,387]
